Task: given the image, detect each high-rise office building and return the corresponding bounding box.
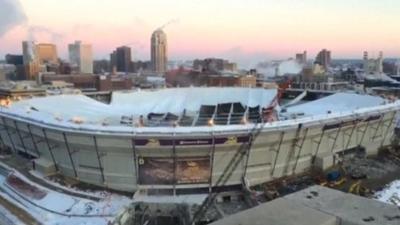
[151,29,168,74]
[36,43,58,65]
[117,46,131,73]
[363,51,383,74]
[22,41,40,80]
[5,54,25,80]
[23,41,37,64]
[315,49,331,70]
[110,50,117,73]
[69,41,93,74]
[295,51,307,64]
[5,54,23,65]
[110,46,132,73]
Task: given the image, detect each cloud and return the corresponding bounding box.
[0,0,64,53]
[0,0,27,37]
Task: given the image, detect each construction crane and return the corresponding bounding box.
[157,18,179,30]
[190,92,282,224]
[190,123,263,224]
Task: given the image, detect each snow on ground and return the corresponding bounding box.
[0,161,210,225]
[133,192,207,205]
[31,170,207,205]
[0,203,24,225]
[374,180,400,206]
[3,170,130,216]
[0,164,131,225]
[29,170,110,200]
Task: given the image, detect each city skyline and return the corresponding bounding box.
[0,0,400,67]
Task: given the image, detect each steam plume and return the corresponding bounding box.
[27,25,64,43]
[257,59,302,77]
[0,0,27,37]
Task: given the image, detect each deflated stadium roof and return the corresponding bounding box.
[110,87,278,114]
[4,87,278,126]
[284,92,387,116]
[0,88,395,132]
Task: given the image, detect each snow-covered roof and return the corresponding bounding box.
[285,93,387,116]
[364,73,400,84]
[0,88,395,133]
[5,87,278,127]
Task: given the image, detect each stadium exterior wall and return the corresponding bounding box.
[0,104,398,192]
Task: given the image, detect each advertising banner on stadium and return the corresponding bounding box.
[176,157,210,184]
[138,157,210,185]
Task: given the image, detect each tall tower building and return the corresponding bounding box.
[378,51,383,74]
[22,41,40,80]
[110,46,131,73]
[68,41,93,74]
[151,29,168,74]
[23,41,37,64]
[117,46,131,73]
[315,49,331,71]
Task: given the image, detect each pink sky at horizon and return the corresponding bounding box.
[0,0,400,67]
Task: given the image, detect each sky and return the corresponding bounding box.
[0,0,399,67]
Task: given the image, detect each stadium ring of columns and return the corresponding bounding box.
[0,106,398,193]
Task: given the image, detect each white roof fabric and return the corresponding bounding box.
[1,88,398,133]
[111,87,278,114]
[6,87,278,126]
[285,92,387,116]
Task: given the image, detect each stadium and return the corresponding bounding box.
[0,87,398,193]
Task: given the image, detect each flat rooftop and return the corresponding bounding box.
[210,197,337,225]
[210,185,400,225]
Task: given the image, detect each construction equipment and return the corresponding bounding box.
[348,180,362,194]
[319,170,347,188]
[328,177,347,188]
[348,180,371,196]
[190,120,266,224]
[191,90,289,224]
[326,171,341,182]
